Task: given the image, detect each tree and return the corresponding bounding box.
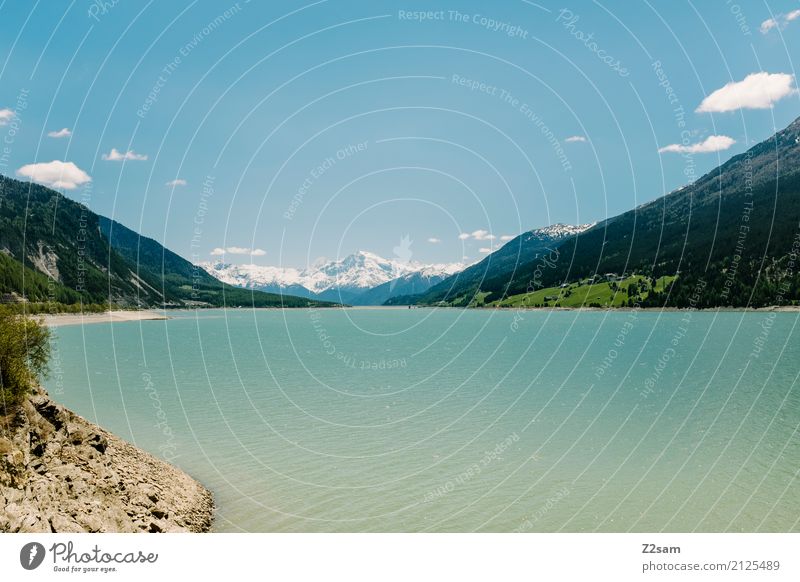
[0,308,50,408]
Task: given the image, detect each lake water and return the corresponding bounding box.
[45,308,800,532]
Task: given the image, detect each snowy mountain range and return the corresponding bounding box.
[200,251,464,305]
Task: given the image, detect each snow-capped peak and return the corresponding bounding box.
[199,251,464,295]
[200,261,302,289]
[532,223,595,239]
[308,250,411,291]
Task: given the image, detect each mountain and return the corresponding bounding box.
[410,116,800,308]
[354,263,464,306]
[309,251,413,303]
[197,262,308,296]
[406,223,593,306]
[201,251,464,305]
[0,175,333,308]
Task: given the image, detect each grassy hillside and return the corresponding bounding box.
[509,120,800,308]
[492,275,676,308]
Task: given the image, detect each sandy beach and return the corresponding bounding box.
[42,310,168,327]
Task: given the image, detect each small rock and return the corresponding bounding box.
[87,433,108,454]
[77,513,106,533]
[151,507,168,519]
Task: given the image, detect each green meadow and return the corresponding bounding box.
[488,275,677,308]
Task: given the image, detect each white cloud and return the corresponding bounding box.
[478,247,493,254]
[427,237,441,244]
[460,229,499,241]
[760,18,779,33]
[658,135,736,154]
[210,246,266,256]
[696,73,796,112]
[47,127,72,138]
[102,147,148,161]
[760,10,800,34]
[0,108,14,126]
[565,135,587,143]
[16,160,92,190]
[166,179,187,187]
[500,234,515,241]
[471,229,497,241]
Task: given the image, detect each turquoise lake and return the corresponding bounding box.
[45,308,800,532]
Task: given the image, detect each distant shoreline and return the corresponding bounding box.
[37,304,800,328]
[42,309,168,327]
[479,305,800,312]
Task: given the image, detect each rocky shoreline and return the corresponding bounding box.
[0,386,213,533]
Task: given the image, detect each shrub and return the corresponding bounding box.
[0,308,50,408]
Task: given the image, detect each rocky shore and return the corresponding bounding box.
[0,386,213,533]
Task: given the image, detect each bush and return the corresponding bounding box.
[0,308,50,408]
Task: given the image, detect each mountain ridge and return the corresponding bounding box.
[0,175,334,309]
[406,223,594,306]
[402,116,800,308]
[200,251,464,305]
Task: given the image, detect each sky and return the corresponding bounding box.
[1,0,799,269]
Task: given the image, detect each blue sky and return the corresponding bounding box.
[1,0,799,268]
